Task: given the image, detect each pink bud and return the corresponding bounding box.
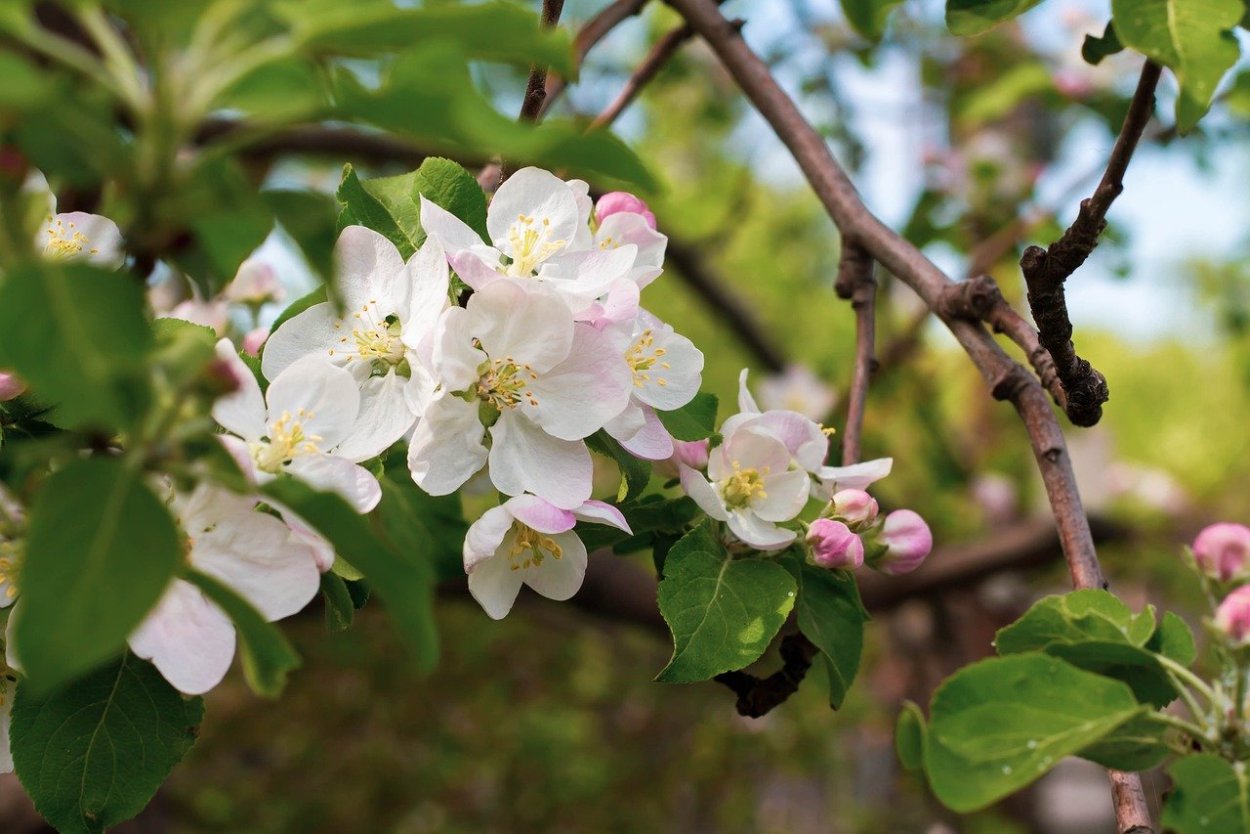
[830,489,878,526]
[874,510,933,575]
[0,371,25,402]
[226,258,284,305]
[1215,585,1250,646]
[672,439,709,470]
[595,191,656,229]
[807,518,864,570]
[1193,523,1250,582]
[242,327,269,357]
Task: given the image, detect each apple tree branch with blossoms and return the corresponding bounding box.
[0,0,1248,832]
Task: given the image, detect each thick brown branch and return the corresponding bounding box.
[1019,60,1161,428]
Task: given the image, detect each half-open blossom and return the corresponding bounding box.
[212,340,381,512]
[128,484,321,694]
[1215,585,1250,646]
[829,489,878,527]
[680,424,811,550]
[807,518,863,570]
[1193,523,1250,582]
[408,280,631,509]
[595,191,656,229]
[871,510,933,575]
[262,227,450,461]
[463,495,631,619]
[757,364,837,421]
[420,168,639,315]
[225,257,284,306]
[0,372,24,402]
[655,438,711,479]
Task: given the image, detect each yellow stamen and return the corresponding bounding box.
[626,329,670,388]
[250,409,322,473]
[508,524,563,570]
[476,356,539,410]
[721,461,768,509]
[506,214,566,276]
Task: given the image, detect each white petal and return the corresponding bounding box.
[285,455,382,513]
[407,392,488,495]
[507,494,576,534]
[752,469,811,522]
[401,237,451,344]
[420,195,488,253]
[42,212,124,267]
[727,511,796,551]
[817,457,894,491]
[463,504,517,573]
[212,339,266,441]
[488,411,591,509]
[487,167,580,261]
[336,225,407,312]
[596,212,667,273]
[572,500,632,533]
[260,302,342,380]
[265,354,360,452]
[613,404,674,461]
[128,580,237,696]
[528,323,632,440]
[432,306,487,393]
[448,250,505,292]
[746,411,829,473]
[724,425,792,475]
[679,465,730,521]
[522,530,588,602]
[737,368,760,413]
[633,325,703,412]
[332,371,417,462]
[466,546,526,620]
[471,280,574,374]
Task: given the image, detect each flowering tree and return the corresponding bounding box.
[0,0,1247,832]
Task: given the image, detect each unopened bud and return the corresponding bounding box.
[830,489,878,526]
[806,518,864,570]
[872,510,932,576]
[0,372,25,402]
[1193,523,1250,582]
[242,327,269,357]
[1215,585,1250,646]
[595,191,656,229]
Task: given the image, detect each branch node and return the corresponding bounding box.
[713,632,818,717]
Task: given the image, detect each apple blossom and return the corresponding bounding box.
[419,168,640,314]
[757,364,837,421]
[807,518,864,570]
[595,191,656,228]
[262,227,450,461]
[408,279,631,509]
[655,437,711,479]
[680,424,812,550]
[212,340,381,513]
[1192,523,1250,582]
[829,489,878,527]
[226,257,284,306]
[38,211,124,267]
[0,372,24,402]
[1214,585,1250,647]
[870,510,933,575]
[129,484,321,694]
[464,495,631,619]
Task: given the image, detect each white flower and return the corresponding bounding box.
[38,211,124,267]
[408,280,632,509]
[262,227,450,461]
[128,485,321,695]
[225,257,284,306]
[592,210,667,289]
[757,364,837,421]
[420,167,639,316]
[212,340,381,513]
[464,495,631,619]
[679,424,811,550]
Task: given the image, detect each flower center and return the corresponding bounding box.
[331,306,407,376]
[721,462,768,510]
[626,329,671,388]
[42,216,100,261]
[250,409,321,473]
[508,524,563,570]
[506,214,566,277]
[0,538,22,607]
[476,355,539,411]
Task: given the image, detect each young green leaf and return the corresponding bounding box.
[186,570,301,698]
[923,655,1147,812]
[994,588,1156,654]
[945,0,1044,36]
[14,458,181,693]
[1162,754,1250,833]
[656,392,718,441]
[11,654,204,834]
[895,701,928,772]
[841,0,904,42]
[1076,712,1169,772]
[1082,22,1125,65]
[656,523,797,683]
[1146,610,1198,665]
[586,430,652,503]
[320,572,356,631]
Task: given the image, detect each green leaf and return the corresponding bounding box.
[785,554,867,708]
[586,430,652,503]
[924,655,1147,812]
[185,570,300,698]
[1082,22,1125,65]
[0,263,151,429]
[1147,611,1198,666]
[1111,0,1243,131]
[656,392,718,441]
[994,589,1155,654]
[11,654,204,834]
[264,189,339,282]
[1076,712,1169,771]
[336,164,416,257]
[1045,641,1178,708]
[412,157,489,242]
[382,454,468,583]
[1162,754,1250,834]
[151,317,217,388]
[896,701,928,771]
[656,523,797,683]
[945,0,1044,36]
[15,458,181,692]
[320,572,355,631]
[263,478,439,670]
[841,0,904,41]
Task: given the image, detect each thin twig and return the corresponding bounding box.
[835,241,876,465]
[661,0,1151,827]
[1019,60,1161,428]
[542,0,652,115]
[590,22,698,128]
[498,0,568,184]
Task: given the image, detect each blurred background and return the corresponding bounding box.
[9,0,1250,829]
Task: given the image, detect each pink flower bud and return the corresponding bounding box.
[830,489,878,526]
[0,371,25,402]
[672,439,709,470]
[807,518,864,570]
[242,327,269,357]
[1215,585,1250,646]
[595,191,656,229]
[874,510,933,575]
[1193,523,1250,582]
[226,258,284,305]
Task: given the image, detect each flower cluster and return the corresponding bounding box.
[1191,523,1250,646]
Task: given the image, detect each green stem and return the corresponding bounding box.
[75,4,149,114]
[1167,669,1210,729]
[1158,654,1220,706]
[1149,711,1216,745]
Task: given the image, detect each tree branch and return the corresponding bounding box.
[835,241,876,465]
[590,22,697,128]
[1019,60,1161,428]
[498,0,568,184]
[542,0,652,115]
[659,0,1151,827]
